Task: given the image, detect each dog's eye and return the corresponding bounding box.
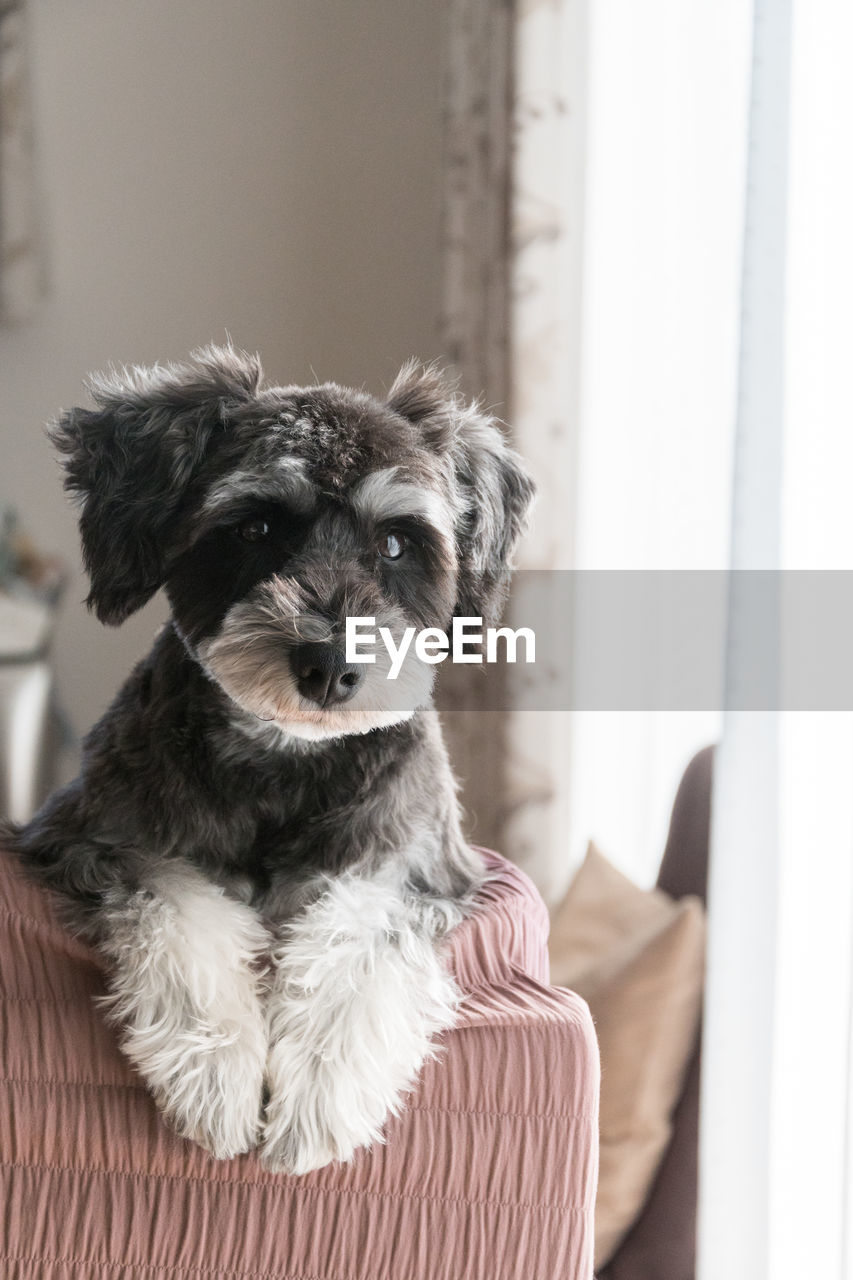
[238,517,271,543]
[376,531,406,561]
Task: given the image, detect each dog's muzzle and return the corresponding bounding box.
[290,642,365,708]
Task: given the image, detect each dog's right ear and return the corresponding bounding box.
[49,344,263,626]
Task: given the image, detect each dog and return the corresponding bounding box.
[4,345,535,1174]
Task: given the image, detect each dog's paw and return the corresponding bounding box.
[259,962,459,1173]
[259,875,460,1174]
[259,1040,394,1174]
[97,867,272,1159]
[152,1031,267,1159]
[259,1107,341,1176]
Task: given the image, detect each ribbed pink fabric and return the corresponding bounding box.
[0,847,599,1280]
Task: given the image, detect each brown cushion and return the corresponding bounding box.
[600,745,713,1280]
[549,843,706,1270]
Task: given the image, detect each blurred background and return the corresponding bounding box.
[2,1,852,1277]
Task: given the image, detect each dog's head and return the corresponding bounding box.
[51,345,535,739]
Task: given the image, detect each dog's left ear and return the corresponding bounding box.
[388,362,536,625]
[49,344,264,625]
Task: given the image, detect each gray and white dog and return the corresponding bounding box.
[5,345,535,1174]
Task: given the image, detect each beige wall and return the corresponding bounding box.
[1,0,446,755]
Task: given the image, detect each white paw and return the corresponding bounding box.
[98,866,271,1159]
[151,1029,266,1158]
[260,1036,405,1174]
[259,875,460,1175]
[108,977,270,1159]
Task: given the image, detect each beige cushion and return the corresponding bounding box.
[549,843,706,1269]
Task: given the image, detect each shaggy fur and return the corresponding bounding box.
[4,345,535,1172]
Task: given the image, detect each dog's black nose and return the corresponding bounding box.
[291,643,364,707]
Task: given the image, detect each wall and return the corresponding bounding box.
[0,0,446,758]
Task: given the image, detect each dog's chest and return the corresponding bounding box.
[208,742,394,889]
